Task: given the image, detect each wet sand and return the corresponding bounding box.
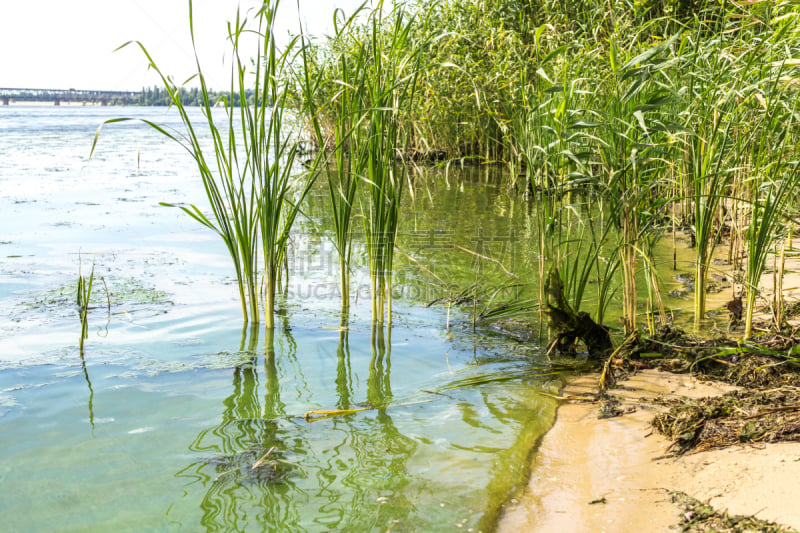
[497,369,800,532]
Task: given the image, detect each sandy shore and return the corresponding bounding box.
[497,369,800,532]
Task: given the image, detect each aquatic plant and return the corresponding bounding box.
[341,1,423,326]
[76,252,97,428]
[589,34,679,333]
[558,210,621,328]
[298,5,368,315]
[77,253,96,353]
[365,4,424,326]
[92,0,317,328]
[730,48,800,337]
[252,3,318,329]
[299,1,428,325]
[684,97,735,328]
[299,0,800,338]
[743,156,799,339]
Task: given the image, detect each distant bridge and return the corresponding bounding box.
[0,87,140,106]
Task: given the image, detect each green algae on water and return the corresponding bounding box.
[19,275,172,318]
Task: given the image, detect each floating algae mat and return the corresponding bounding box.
[17,274,172,318]
[0,106,568,532]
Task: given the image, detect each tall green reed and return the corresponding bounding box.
[671,20,778,329]
[252,2,317,329]
[356,1,423,326]
[591,33,679,333]
[684,94,736,328]
[299,5,369,315]
[741,81,799,338]
[92,0,317,328]
[299,1,425,326]
[559,208,621,327]
[502,33,576,326]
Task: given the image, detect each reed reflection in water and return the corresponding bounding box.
[175,325,302,530]
[176,322,422,532]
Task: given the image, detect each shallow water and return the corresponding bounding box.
[0,105,563,532]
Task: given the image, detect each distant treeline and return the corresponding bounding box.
[132,85,256,106]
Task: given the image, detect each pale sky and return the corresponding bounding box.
[0,0,370,91]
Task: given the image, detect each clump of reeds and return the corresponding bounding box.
[251,2,318,329]
[737,63,800,338]
[356,2,424,327]
[298,5,368,315]
[303,0,425,326]
[92,0,319,328]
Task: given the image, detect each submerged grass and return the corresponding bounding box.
[25,275,168,317]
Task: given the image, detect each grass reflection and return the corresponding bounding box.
[367,326,392,407]
[176,325,307,531]
[79,350,95,432]
[170,320,560,531]
[321,327,419,532]
[174,322,434,531]
[336,316,353,410]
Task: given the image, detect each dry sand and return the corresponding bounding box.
[497,369,800,532]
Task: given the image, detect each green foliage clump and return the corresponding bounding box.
[134,85,254,107]
[303,0,800,341]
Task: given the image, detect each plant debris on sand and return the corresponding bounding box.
[599,325,800,456]
[671,491,797,533]
[636,326,800,389]
[653,386,800,455]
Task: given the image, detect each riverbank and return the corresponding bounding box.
[497,369,800,532]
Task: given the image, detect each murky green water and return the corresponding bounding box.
[0,106,566,532]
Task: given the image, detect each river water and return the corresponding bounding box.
[0,105,563,532]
